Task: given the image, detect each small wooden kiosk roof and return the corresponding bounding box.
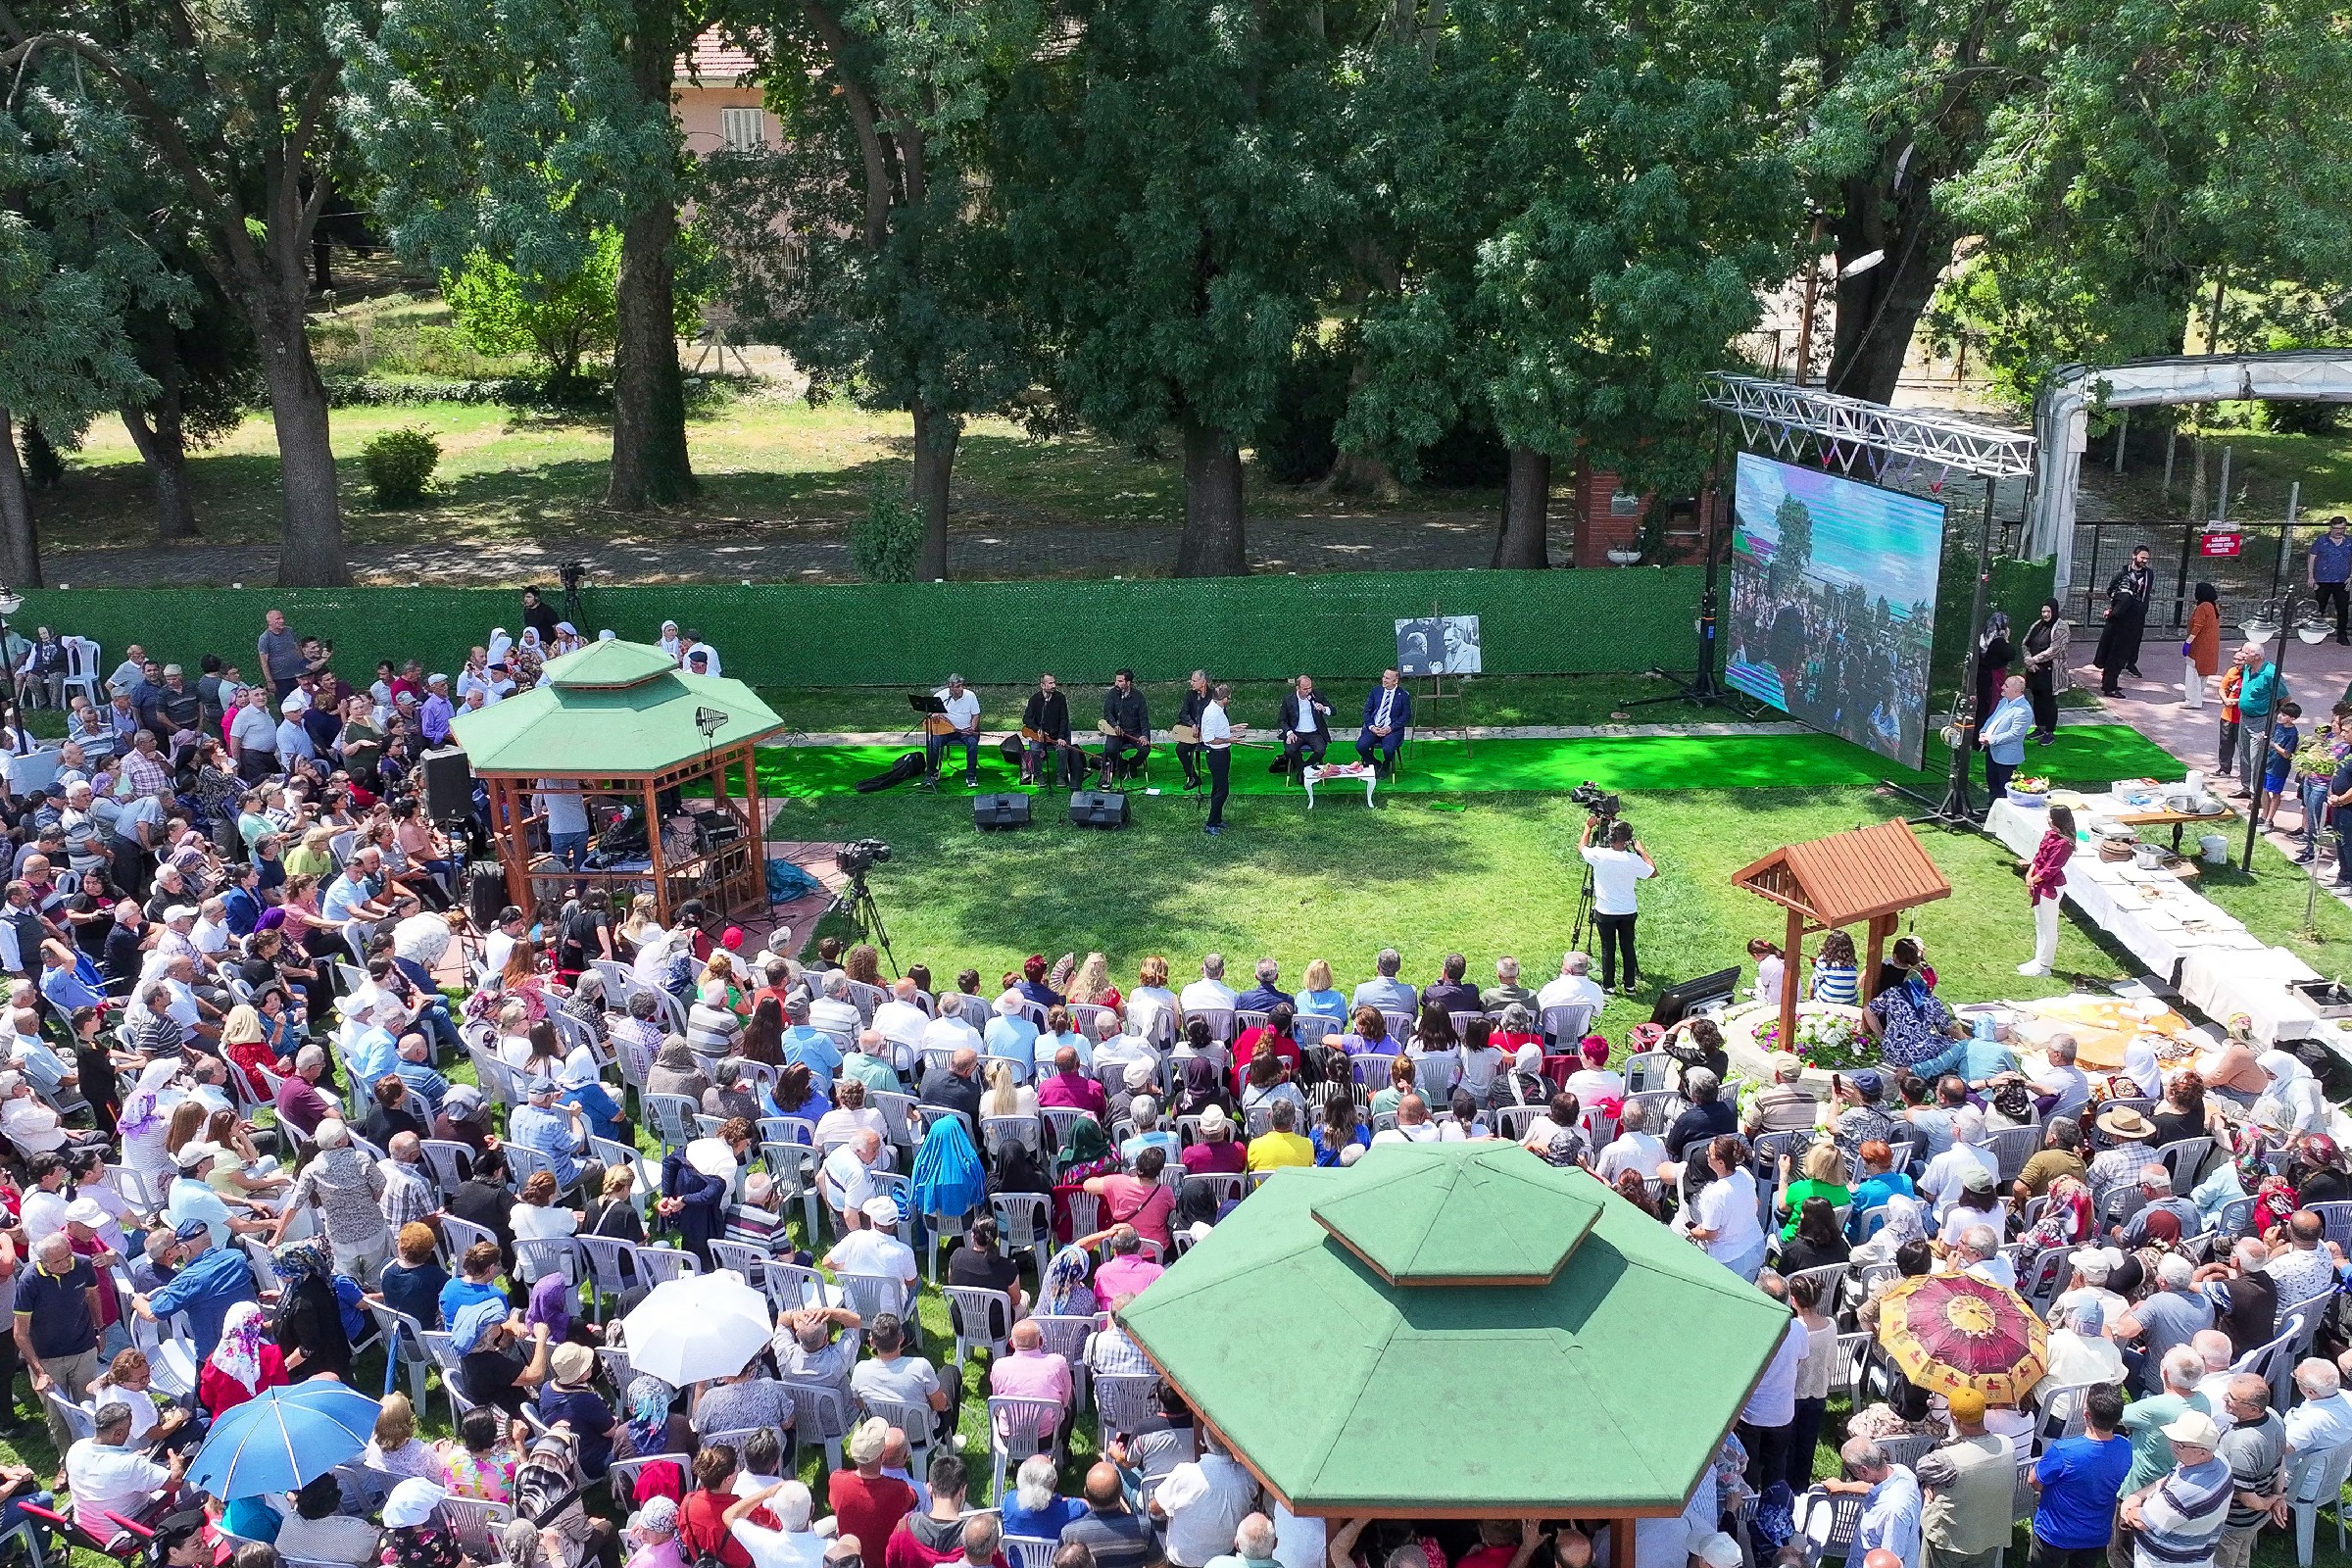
[1731,817,1950,933]
[1732,819,1950,1040]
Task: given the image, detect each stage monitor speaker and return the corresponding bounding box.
[973,793,1032,832]
[1649,965,1741,1029]
[419,746,473,824]
[1066,790,1130,830]
[467,861,510,930]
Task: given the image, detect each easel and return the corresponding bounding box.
[1414,598,1474,758]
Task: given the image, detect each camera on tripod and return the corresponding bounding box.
[836,838,893,880]
[1570,780,1620,822]
[558,560,589,593]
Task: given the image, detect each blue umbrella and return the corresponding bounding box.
[910,1110,987,1231]
[187,1381,382,1500]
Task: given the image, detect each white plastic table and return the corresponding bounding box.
[1302,764,1377,808]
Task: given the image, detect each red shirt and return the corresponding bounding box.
[679,1489,754,1568]
[1180,1140,1246,1176]
[1231,1030,1299,1094]
[198,1344,287,1418]
[830,1472,918,1561]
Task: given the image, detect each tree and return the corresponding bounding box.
[1768,493,1812,595]
[0,0,360,583]
[120,269,260,541]
[442,226,708,387]
[993,0,1348,576]
[345,0,702,509]
[706,0,1034,581]
[1341,0,1801,567]
[1922,0,2352,401]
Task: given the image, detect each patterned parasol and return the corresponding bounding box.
[1873,1271,2048,1403]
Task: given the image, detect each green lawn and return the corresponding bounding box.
[771,781,2352,1045]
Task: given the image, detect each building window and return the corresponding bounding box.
[719,107,766,151]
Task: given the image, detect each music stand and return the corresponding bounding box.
[906,694,950,791]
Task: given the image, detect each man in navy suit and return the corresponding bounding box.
[1278,674,1333,772]
[1355,667,1412,772]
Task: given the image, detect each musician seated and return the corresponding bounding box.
[1280,673,1333,772]
[1020,674,1075,788]
[1174,669,1211,790]
[927,673,982,787]
[1355,667,1413,773]
[1096,667,1151,783]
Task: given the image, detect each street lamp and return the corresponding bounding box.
[2239,590,2328,871]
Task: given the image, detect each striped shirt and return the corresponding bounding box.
[2132,1456,2231,1568]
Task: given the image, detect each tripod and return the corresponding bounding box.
[835,871,900,976]
[1569,845,1598,951]
[1627,413,1759,715]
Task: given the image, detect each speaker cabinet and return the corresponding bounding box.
[1066,790,1131,830]
[419,746,474,824]
[973,793,1032,831]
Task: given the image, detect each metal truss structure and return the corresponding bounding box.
[1701,372,2036,485]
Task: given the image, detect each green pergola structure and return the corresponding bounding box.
[1117,1145,1792,1558]
[450,640,785,925]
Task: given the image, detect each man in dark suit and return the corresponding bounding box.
[1096,669,1151,784]
[1234,957,1295,1015]
[1019,673,1073,786]
[1355,668,1413,772]
[1278,674,1333,772]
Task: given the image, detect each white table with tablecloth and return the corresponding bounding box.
[1984,797,2267,981]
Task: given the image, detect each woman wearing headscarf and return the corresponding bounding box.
[2254,1050,2329,1135]
[377,1478,465,1568]
[2286,1134,2350,1206]
[1859,962,1967,1072]
[2019,597,2071,743]
[2019,1173,2093,1256]
[1974,611,2013,734]
[198,1300,288,1418]
[645,1038,711,1103]
[270,1241,353,1380]
[1849,1192,1928,1267]
[2115,1037,2164,1102]
[623,1373,686,1471]
[1036,1244,1099,1317]
[623,1496,687,1568]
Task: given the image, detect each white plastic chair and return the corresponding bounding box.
[944,1285,1015,1364]
[2286,1439,2352,1565]
[988,1395,1065,1501]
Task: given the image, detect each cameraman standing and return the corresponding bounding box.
[1578,816,1656,993]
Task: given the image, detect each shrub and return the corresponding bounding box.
[361,425,441,508]
[850,481,924,582]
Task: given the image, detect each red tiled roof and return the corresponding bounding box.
[677,28,757,82]
[1731,818,1950,929]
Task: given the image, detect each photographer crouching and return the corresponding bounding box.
[1577,814,1656,994]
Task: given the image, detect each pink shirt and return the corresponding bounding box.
[1094,1254,1164,1301]
[989,1347,1074,1409]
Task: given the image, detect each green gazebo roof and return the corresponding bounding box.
[1118,1144,1790,1518]
[449,640,784,775]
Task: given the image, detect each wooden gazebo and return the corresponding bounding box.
[449,640,784,925]
[1731,818,1951,1045]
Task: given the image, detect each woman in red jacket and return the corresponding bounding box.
[198,1300,288,1418]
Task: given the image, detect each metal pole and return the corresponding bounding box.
[2218,446,2232,526]
[2240,591,2293,873]
[2114,408,2129,474]
[2162,424,2177,501]
[1935,477,2001,824]
[2272,481,2298,606]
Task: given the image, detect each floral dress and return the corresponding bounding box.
[380,1524,466,1568]
[1865,980,1958,1072]
[435,1442,518,1505]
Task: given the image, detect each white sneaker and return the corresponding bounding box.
[2016,961,2049,976]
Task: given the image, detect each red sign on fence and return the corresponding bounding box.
[2200,531,2243,558]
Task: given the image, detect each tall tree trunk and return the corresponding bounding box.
[1824,172,1952,405]
[1176,416,1248,577]
[607,198,697,510]
[910,401,959,582]
[1494,446,1550,568]
[0,409,40,588]
[256,316,352,586]
[123,315,199,541]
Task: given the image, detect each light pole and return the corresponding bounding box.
[2237,591,2327,872]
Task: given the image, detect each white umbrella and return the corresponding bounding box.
[616,1270,775,1386]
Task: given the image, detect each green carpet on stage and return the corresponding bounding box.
[752,723,2181,800]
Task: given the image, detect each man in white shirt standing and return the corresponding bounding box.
[538,779,592,888]
[926,675,982,789]
[1577,817,1656,993]
[1200,683,1243,838]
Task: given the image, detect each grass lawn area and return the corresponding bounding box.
[45,396,1500,556]
[771,781,2352,1047]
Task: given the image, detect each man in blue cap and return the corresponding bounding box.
[127,1220,258,1357]
[1833,1068,1901,1152]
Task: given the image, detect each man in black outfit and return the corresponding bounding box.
[1096,669,1150,785]
[918,1046,985,1137]
[1173,669,1210,791]
[1019,674,1073,787]
[518,586,562,644]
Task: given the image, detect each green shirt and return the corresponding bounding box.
[2121,1390,2212,1494]
[1779,1178,1852,1240]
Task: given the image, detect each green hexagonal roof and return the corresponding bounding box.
[1308,1142,1600,1284]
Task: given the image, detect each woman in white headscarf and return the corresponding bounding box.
[378,1477,462,1568]
[2254,1049,2328,1135]
[659,621,682,662]
[2118,1037,2164,1100]
[1850,1191,1927,1266]
[487,629,514,670]
[119,1056,189,1196]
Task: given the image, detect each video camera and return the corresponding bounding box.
[836,837,893,879]
[1569,780,1620,822]
[558,560,589,593]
